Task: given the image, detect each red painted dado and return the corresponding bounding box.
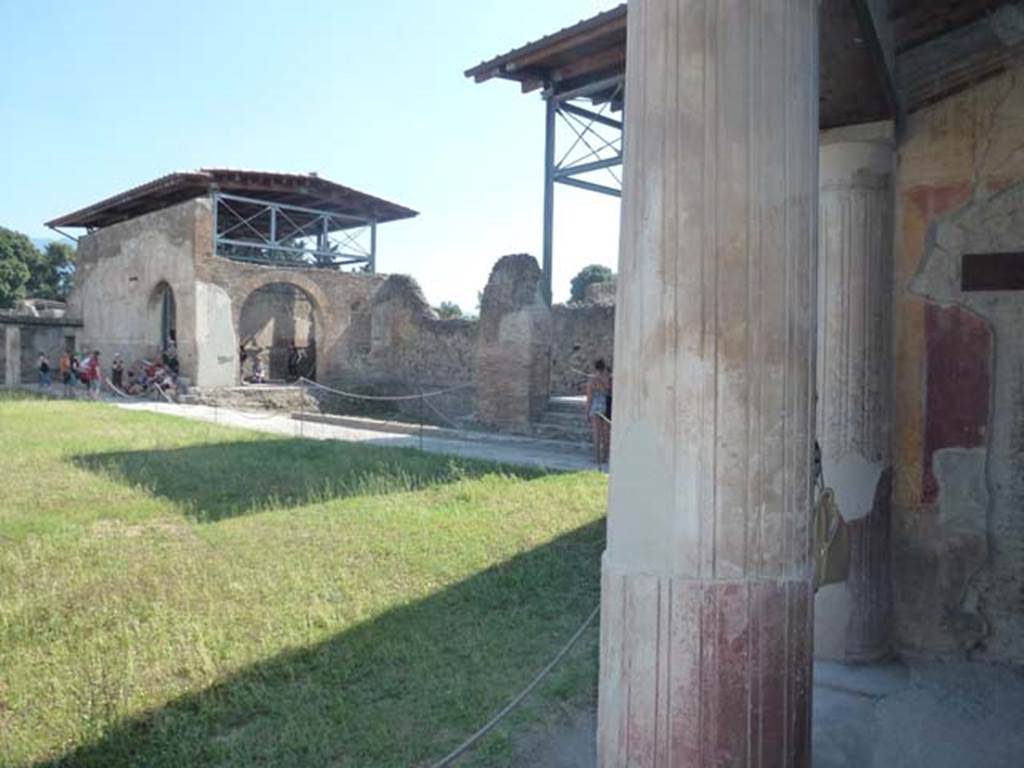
[922,303,993,503]
[905,182,973,220]
[599,573,813,767]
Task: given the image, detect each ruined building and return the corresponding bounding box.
[45,169,417,389]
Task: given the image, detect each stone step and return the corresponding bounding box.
[537,410,590,429]
[546,395,587,415]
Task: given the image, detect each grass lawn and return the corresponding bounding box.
[0,394,606,767]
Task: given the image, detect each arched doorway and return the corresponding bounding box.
[150,282,177,351]
[238,282,317,381]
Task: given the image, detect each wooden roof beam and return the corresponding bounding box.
[853,0,905,130]
[898,1,1024,112]
[548,46,627,85]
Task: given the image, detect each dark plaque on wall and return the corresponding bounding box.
[961,252,1024,292]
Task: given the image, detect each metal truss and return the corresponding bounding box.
[212,192,377,271]
[542,74,624,303]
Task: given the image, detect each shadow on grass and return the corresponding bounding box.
[35,519,605,768]
[72,438,546,522]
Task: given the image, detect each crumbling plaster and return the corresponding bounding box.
[68,199,202,380]
[895,64,1024,662]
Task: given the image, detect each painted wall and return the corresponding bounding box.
[892,65,1024,663]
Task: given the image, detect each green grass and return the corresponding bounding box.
[0,395,606,767]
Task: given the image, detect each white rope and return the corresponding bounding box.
[422,396,465,430]
[104,377,173,403]
[430,604,600,768]
[299,377,473,402]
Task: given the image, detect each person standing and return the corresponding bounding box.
[81,350,103,400]
[162,342,179,377]
[111,353,124,390]
[37,353,52,392]
[584,358,613,467]
[59,349,73,397]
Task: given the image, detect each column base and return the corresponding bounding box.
[598,564,813,767]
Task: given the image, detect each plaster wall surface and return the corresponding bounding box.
[893,64,1024,663]
[68,199,202,380]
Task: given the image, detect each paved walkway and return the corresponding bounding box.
[112,401,599,472]
[517,660,1024,767]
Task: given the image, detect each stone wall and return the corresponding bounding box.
[358,274,477,420]
[0,326,14,386]
[892,65,1024,664]
[476,254,552,430]
[70,197,385,389]
[68,199,202,382]
[549,302,615,396]
[1,317,81,386]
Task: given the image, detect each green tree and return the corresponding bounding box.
[26,241,76,300]
[435,301,464,319]
[569,263,615,303]
[0,227,34,308]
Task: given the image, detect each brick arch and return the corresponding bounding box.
[230,270,329,335]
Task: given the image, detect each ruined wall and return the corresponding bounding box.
[362,274,477,418]
[892,65,1024,663]
[68,199,203,381]
[476,255,552,430]
[18,326,69,381]
[0,326,15,386]
[69,197,386,389]
[549,302,615,397]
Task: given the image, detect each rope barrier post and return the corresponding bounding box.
[299,382,305,439]
[418,388,425,452]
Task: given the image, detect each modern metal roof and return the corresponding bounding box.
[465,5,626,101]
[467,0,1024,128]
[47,168,418,230]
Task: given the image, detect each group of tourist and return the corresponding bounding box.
[35,343,181,400]
[238,341,315,385]
[35,349,105,399]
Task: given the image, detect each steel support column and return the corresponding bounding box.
[542,95,557,305]
[369,221,377,274]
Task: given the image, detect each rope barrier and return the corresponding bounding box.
[299,377,472,403]
[430,604,600,768]
[226,408,288,422]
[421,397,465,431]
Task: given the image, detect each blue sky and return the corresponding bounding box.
[0,0,621,309]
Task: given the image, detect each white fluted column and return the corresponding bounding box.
[814,136,895,661]
[597,0,819,765]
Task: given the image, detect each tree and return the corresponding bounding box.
[569,264,615,303]
[26,241,76,300]
[435,301,464,319]
[0,227,34,308]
